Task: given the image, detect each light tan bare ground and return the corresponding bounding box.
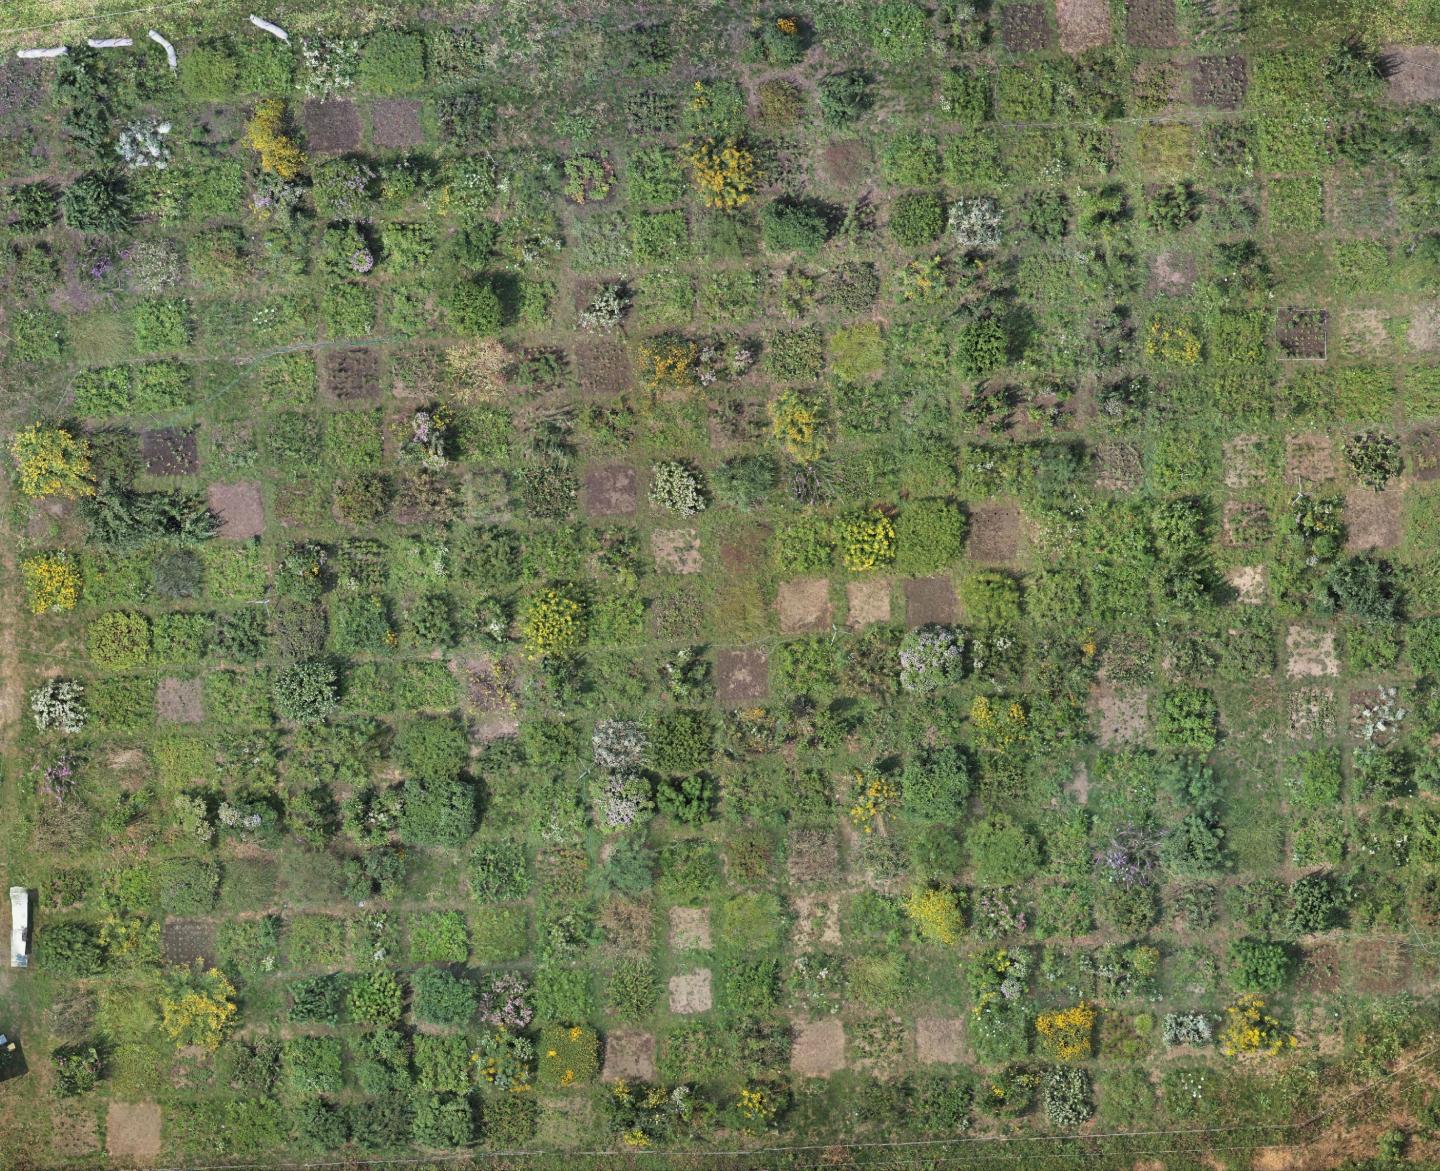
[715,647,768,705]
[846,578,891,629]
[1385,45,1440,104]
[668,969,712,1015]
[1286,626,1339,678]
[51,1103,101,1158]
[790,1018,846,1077]
[1094,685,1149,745]
[1064,762,1091,805]
[1345,485,1402,552]
[651,528,701,574]
[1407,303,1440,352]
[1055,0,1111,52]
[1227,566,1268,605]
[1149,250,1196,296]
[207,482,264,539]
[668,906,711,951]
[1338,309,1390,358]
[792,894,841,949]
[1284,434,1336,484]
[601,1030,656,1082]
[106,1102,162,1164]
[1223,435,1267,489]
[777,578,833,633]
[915,1017,966,1064]
[156,677,203,725]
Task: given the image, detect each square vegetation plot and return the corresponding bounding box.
[7,2,1439,1161]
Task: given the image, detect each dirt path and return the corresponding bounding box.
[0,473,22,737]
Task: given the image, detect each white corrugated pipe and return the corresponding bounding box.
[249,14,290,41]
[86,37,134,48]
[16,46,67,58]
[148,29,177,69]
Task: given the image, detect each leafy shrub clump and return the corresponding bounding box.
[890,191,945,247]
[88,611,151,669]
[761,198,828,254]
[11,424,93,499]
[649,460,708,515]
[521,587,586,660]
[272,659,339,724]
[899,625,964,693]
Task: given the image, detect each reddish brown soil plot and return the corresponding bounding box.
[301,99,362,153]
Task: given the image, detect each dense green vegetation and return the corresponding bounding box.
[6,0,1440,1166]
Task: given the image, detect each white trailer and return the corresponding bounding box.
[9,888,28,968]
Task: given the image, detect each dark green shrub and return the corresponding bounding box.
[34,922,104,976]
[889,191,944,247]
[62,172,132,233]
[646,708,714,773]
[357,30,425,93]
[290,973,347,1024]
[818,70,871,126]
[283,1035,344,1095]
[903,746,973,821]
[761,199,829,254]
[444,278,502,335]
[895,499,967,573]
[1227,938,1289,992]
[411,967,477,1028]
[394,716,468,782]
[272,659,339,724]
[400,774,478,846]
[968,814,1041,887]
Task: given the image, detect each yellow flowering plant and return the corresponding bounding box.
[521,587,586,660]
[904,886,964,946]
[684,137,758,210]
[1219,994,1295,1057]
[22,552,81,614]
[838,508,897,572]
[769,388,827,463]
[160,964,238,1050]
[847,770,899,832]
[1036,1003,1097,1062]
[10,423,94,499]
[244,98,307,181]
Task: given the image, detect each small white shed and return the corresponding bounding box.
[9,888,28,968]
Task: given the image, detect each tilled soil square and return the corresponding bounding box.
[1344,485,1401,552]
[140,428,199,476]
[1407,428,1440,481]
[778,578,833,633]
[791,1017,846,1077]
[716,647,769,705]
[161,917,215,966]
[1094,684,1149,745]
[370,99,426,149]
[106,1102,163,1164]
[668,969,712,1014]
[301,99,362,153]
[320,347,381,404]
[915,1017,966,1064]
[1002,4,1055,52]
[1408,305,1440,353]
[903,576,956,628]
[1222,501,1271,547]
[1149,250,1196,296]
[156,677,203,724]
[846,578,891,629]
[1276,308,1328,359]
[1385,46,1440,105]
[1056,0,1111,53]
[577,339,631,398]
[669,906,712,951]
[207,482,265,540]
[1125,0,1180,47]
[1226,565,1268,605]
[1191,54,1247,108]
[1284,433,1337,484]
[582,464,639,516]
[967,503,1021,562]
[601,1030,657,1082]
[1286,626,1338,678]
[651,528,702,574]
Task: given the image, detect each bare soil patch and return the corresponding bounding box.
[156,677,203,725]
[1149,250,1196,296]
[301,99,362,153]
[1344,485,1402,552]
[1407,428,1440,481]
[1056,0,1111,53]
[320,347,381,404]
[1276,308,1328,359]
[1094,441,1143,492]
[161,918,215,967]
[787,829,839,885]
[1289,686,1335,740]
[1384,46,1440,105]
[1065,762,1091,805]
[1222,501,1270,547]
[50,1103,101,1159]
[1286,626,1339,678]
[1350,937,1410,993]
[369,99,425,149]
[651,528,701,574]
[1337,309,1389,359]
[967,502,1021,562]
[0,59,48,126]
[1223,435,1267,489]
[576,339,631,398]
[601,1029,657,1082]
[581,464,638,517]
[792,894,841,949]
[458,655,516,714]
[716,647,768,705]
[1296,943,1342,996]
[820,139,870,189]
[846,578,891,629]
[140,428,198,476]
[1284,434,1337,484]
[1191,55,1247,108]
[669,907,711,951]
[721,528,768,575]
[1001,4,1055,53]
[778,578,833,633]
[106,1102,162,1164]
[668,969,712,1014]
[1125,0,1180,48]
[1226,566,1268,605]
[915,1017,966,1065]
[1407,304,1440,352]
[1094,684,1149,745]
[791,1017,846,1077]
[903,576,956,628]
[207,482,264,540]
